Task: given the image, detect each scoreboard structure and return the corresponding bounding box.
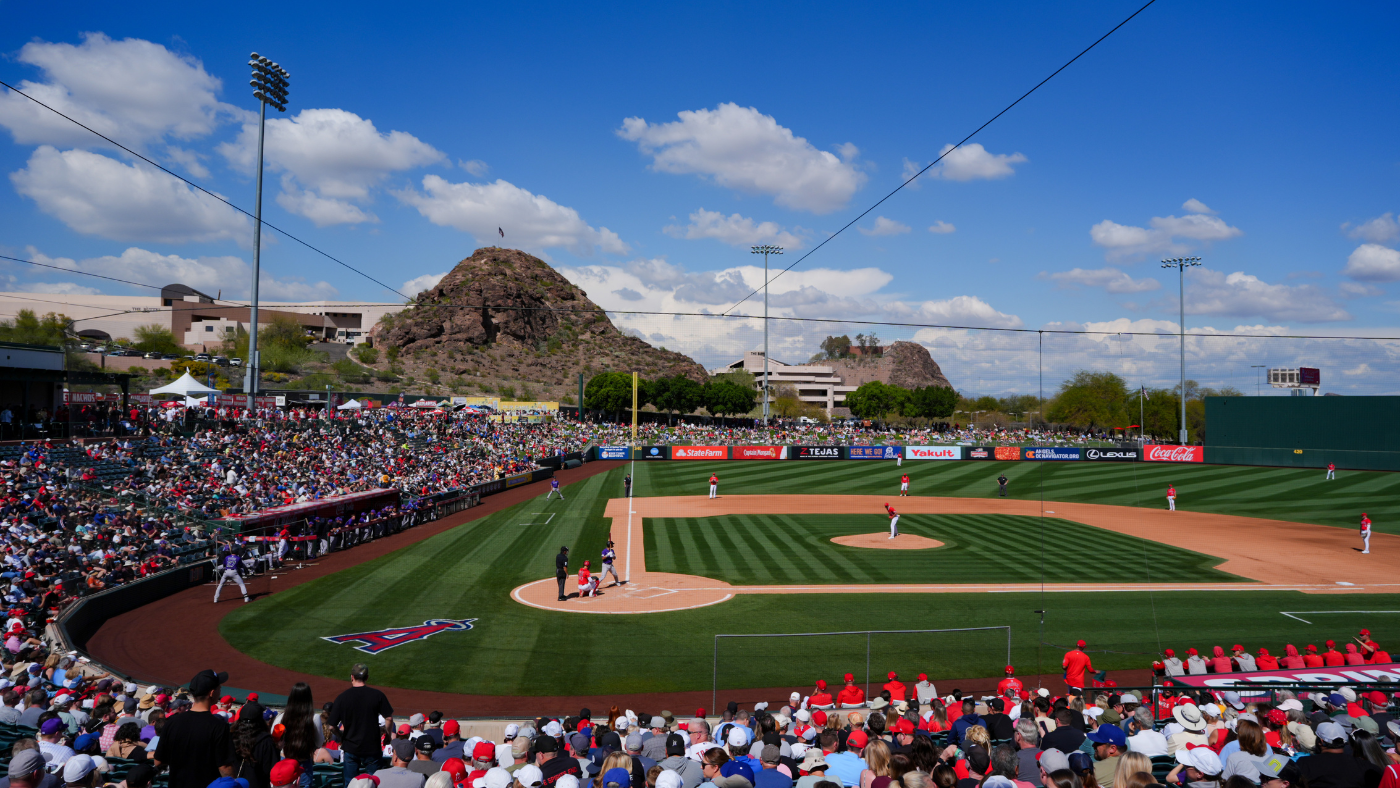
[1268,366,1320,395]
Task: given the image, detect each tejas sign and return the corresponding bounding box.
[792,446,843,460]
[1171,663,1400,698]
[1084,448,1141,462]
[672,445,728,460]
[1144,445,1204,463]
[905,446,961,461]
[734,446,785,460]
[323,618,477,654]
[1022,447,1081,461]
[849,446,902,460]
[596,447,629,460]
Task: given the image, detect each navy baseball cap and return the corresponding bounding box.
[1086,725,1126,748]
[720,762,755,784]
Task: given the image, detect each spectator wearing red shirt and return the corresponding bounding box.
[1062,641,1093,690]
[1302,645,1324,668]
[809,680,833,708]
[1323,640,1346,666]
[836,674,864,707]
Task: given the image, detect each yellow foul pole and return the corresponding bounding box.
[631,371,638,446]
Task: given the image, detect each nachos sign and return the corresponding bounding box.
[323,618,477,654]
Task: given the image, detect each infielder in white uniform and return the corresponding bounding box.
[601,540,622,587]
[214,547,250,604]
[1361,513,1371,554]
[1167,485,1176,511]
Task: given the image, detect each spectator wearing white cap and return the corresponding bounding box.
[61,755,98,788]
[1166,747,1221,788]
[515,764,544,788]
[496,725,519,769]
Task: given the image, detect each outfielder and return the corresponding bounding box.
[896,450,903,468]
[899,474,909,497]
[1361,513,1371,554]
[546,477,564,500]
[708,473,718,499]
[578,560,599,597]
[885,502,899,539]
[1167,484,1176,511]
[214,544,250,604]
[1326,462,1336,480]
[601,540,621,587]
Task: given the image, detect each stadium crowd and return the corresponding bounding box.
[5,652,1392,788]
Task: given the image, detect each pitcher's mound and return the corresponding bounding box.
[832,533,944,550]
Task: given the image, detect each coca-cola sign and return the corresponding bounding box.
[1144,445,1204,463]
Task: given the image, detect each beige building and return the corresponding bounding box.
[0,284,405,351]
[714,351,857,412]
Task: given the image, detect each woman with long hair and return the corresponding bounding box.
[105,723,146,761]
[907,736,939,774]
[594,752,633,788]
[1046,770,1083,788]
[276,683,326,786]
[859,739,892,788]
[922,703,948,733]
[700,748,730,785]
[1111,753,1151,788]
[1351,729,1391,772]
[961,726,990,755]
[929,764,958,788]
[232,710,279,788]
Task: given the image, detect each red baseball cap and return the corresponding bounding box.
[917,673,927,681]
[815,679,827,690]
[1076,640,1086,648]
[1368,691,1388,705]
[443,758,468,785]
[444,720,460,736]
[1231,645,1243,652]
[844,673,854,682]
[1258,647,1270,656]
[891,719,914,735]
[1018,690,1030,701]
[270,760,303,788]
[472,741,496,761]
[812,710,827,725]
[1360,629,1371,636]
[1004,665,1014,674]
[397,724,411,735]
[887,671,897,680]
[847,730,869,748]
[1164,649,1174,657]
[1326,640,1336,648]
[1305,644,1317,653]
[1187,648,1197,655]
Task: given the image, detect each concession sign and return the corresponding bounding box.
[672,445,729,460]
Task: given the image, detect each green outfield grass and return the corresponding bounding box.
[637,459,1400,534]
[219,460,1400,697]
[646,513,1237,585]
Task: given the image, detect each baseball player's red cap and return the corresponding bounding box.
[815,679,826,689]
[1164,649,1175,657]
[887,671,897,680]
[1231,645,1243,652]
[1076,640,1086,648]
[1187,648,1198,655]
[1360,629,1371,636]
[1325,640,1336,648]
[1258,647,1270,656]
[917,673,927,681]
[1305,644,1317,653]
[1005,665,1014,674]
[812,710,827,725]
[472,741,495,761]
[844,673,854,682]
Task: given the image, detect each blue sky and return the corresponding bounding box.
[2,1,1399,392]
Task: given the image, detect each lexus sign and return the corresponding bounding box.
[1084,448,1140,462]
[1144,445,1204,463]
[905,446,961,461]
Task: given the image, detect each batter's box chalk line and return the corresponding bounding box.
[518,512,555,526]
[1281,610,1400,624]
[623,586,680,600]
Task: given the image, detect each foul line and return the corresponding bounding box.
[1281,610,1400,625]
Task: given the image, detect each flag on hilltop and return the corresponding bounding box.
[498,227,504,238]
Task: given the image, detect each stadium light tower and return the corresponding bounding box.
[243,52,290,395]
[1161,256,1201,445]
[751,245,783,424]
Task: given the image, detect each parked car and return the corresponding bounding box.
[229,357,243,367]
[194,353,210,362]
[213,356,230,367]
[144,351,162,359]
[161,353,179,360]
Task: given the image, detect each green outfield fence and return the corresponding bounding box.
[1206,396,1400,470]
[712,627,1012,711]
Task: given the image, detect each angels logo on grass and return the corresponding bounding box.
[323,619,477,654]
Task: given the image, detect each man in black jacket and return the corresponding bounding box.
[1297,722,1378,788]
[556,546,570,601]
[981,699,1015,741]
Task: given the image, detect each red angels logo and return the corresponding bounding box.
[323,619,477,654]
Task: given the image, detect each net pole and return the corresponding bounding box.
[713,635,719,714]
[866,631,872,701]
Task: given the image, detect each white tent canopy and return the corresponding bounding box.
[149,372,221,398]
[337,399,363,411]
[410,399,439,408]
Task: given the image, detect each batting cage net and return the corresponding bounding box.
[711,626,1012,709]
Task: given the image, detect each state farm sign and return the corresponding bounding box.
[1144,445,1204,463]
[734,446,783,460]
[906,446,961,461]
[672,445,728,460]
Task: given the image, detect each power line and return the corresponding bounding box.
[0,79,413,301]
[720,0,1160,316]
[0,254,168,292]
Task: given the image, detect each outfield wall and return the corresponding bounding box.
[1205,396,1400,471]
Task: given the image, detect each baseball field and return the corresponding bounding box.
[219,458,1400,699]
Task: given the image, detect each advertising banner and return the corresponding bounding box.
[596,446,630,460]
[638,446,670,460]
[672,445,729,460]
[504,472,533,488]
[1171,663,1400,698]
[791,446,843,460]
[1084,447,1141,462]
[734,446,785,460]
[1144,445,1205,463]
[1023,447,1082,461]
[905,446,961,461]
[994,446,1022,461]
[964,446,996,460]
[849,446,903,460]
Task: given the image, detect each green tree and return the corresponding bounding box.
[702,378,756,418]
[904,385,958,419]
[353,345,379,365]
[772,384,803,418]
[132,324,182,355]
[652,375,703,423]
[0,310,69,347]
[1046,371,1130,429]
[585,372,633,419]
[810,335,853,362]
[846,381,902,419]
[332,358,371,384]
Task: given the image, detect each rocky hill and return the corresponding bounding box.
[374,248,707,401]
[828,341,954,390]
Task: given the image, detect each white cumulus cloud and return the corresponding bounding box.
[1091,207,1243,260]
[860,216,911,236]
[1343,243,1400,282]
[397,175,629,256]
[931,143,1027,181]
[1186,267,1349,322]
[0,33,234,149]
[1182,198,1215,214]
[1043,267,1160,294]
[663,208,802,248]
[928,221,956,234]
[618,103,866,214]
[401,272,448,297]
[1342,213,1399,244]
[1339,282,1384,298]
[21,246,336,300]
[220,108,446,226]
[10,146,250,244]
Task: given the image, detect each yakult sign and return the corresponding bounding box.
[906,446,960,461]
[1144,445,1204,463]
